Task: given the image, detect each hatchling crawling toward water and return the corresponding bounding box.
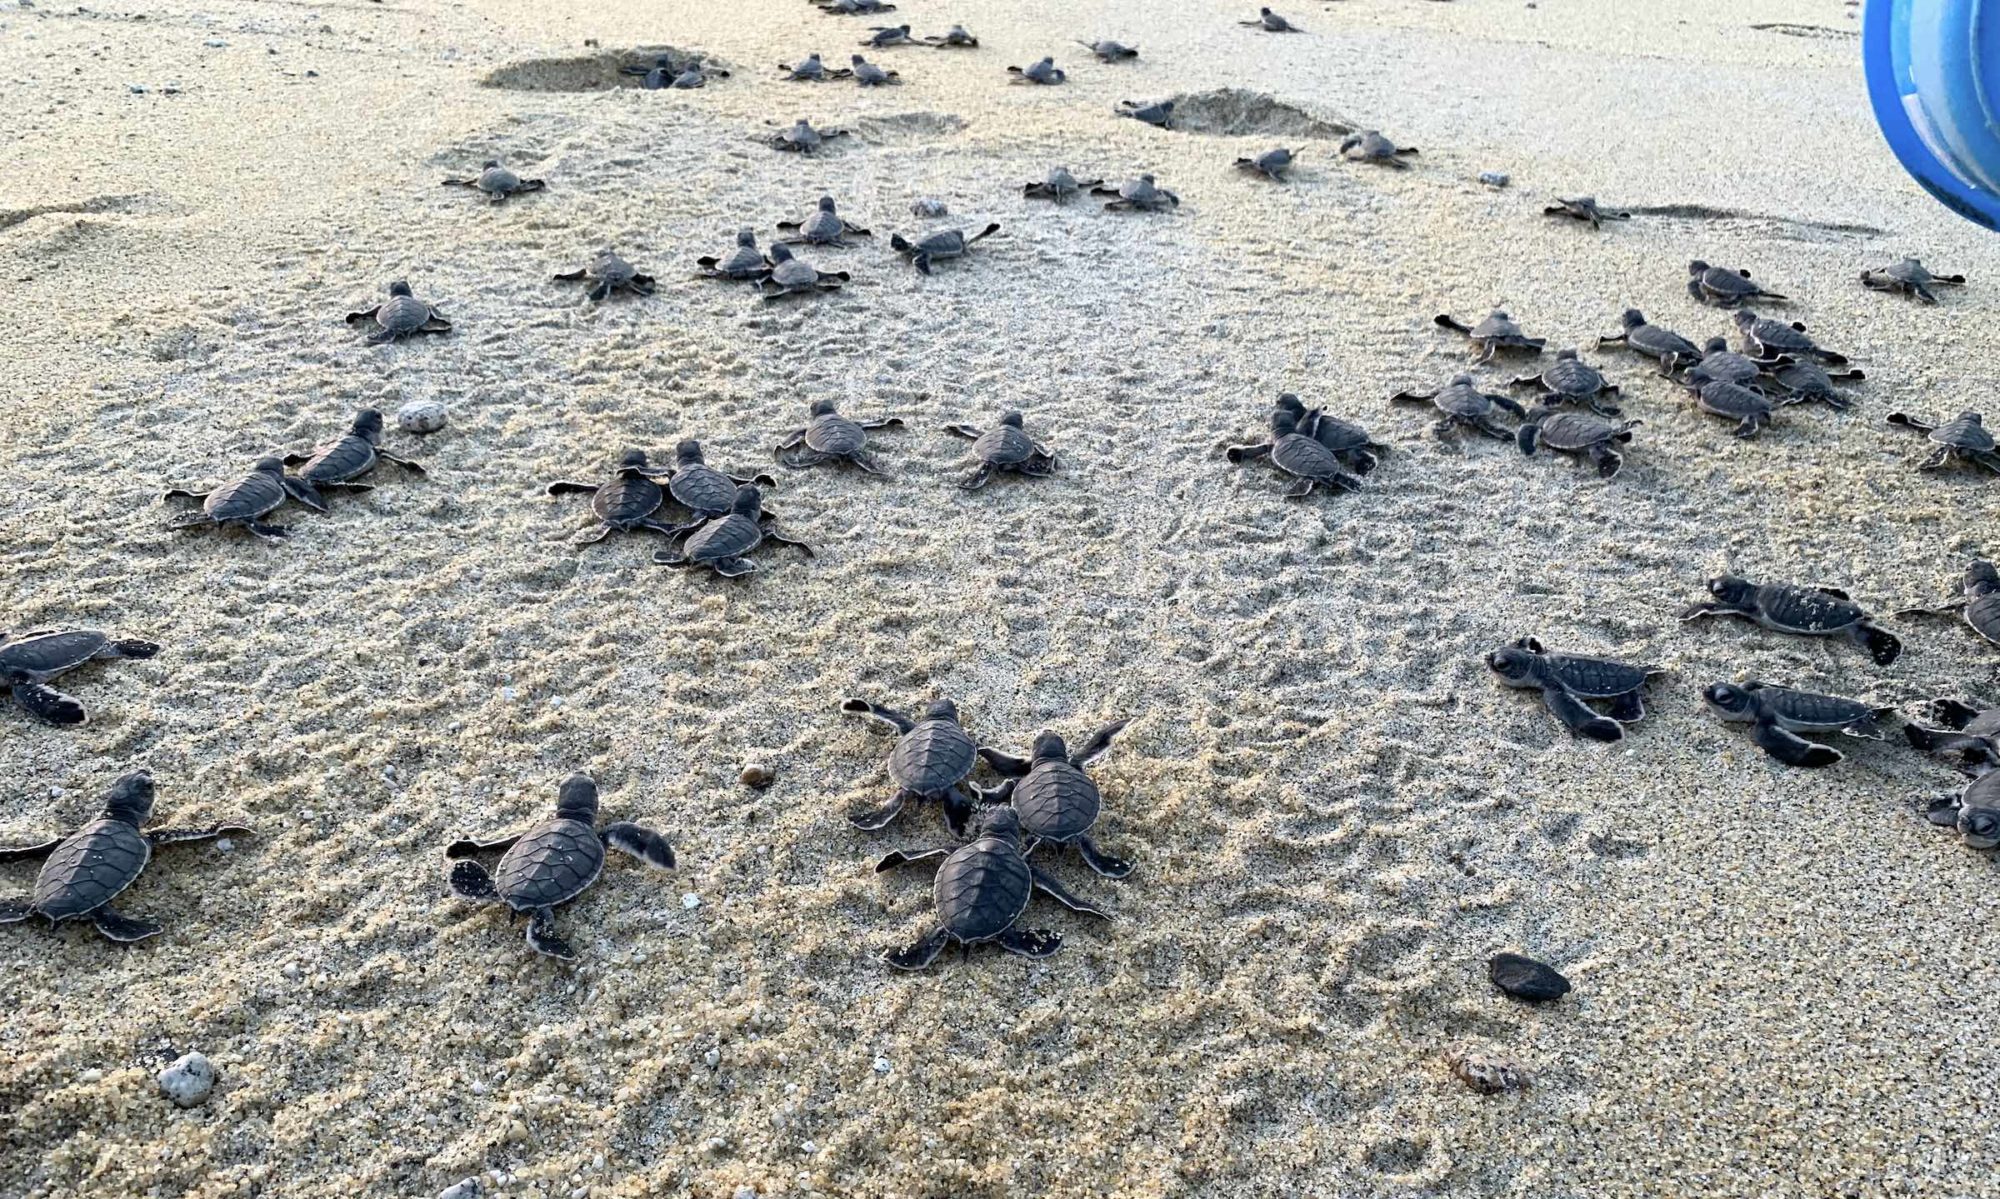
[1340,131,1417,167]
[654,485,811,578]
[344,280,451,343]
[1886,410,2000,475]
[1092,174,1179,212]
[0,629,159,726]
[1861,257,1965,304]
[696,228,775,281]
[658,439,777,529]
[1273,393,1389,474]
[1225,409,1365,497]
[441,160,545,202]
[976,720,1135,877]
[1688,379,1777,438]
[849,55,900,85]
[1544,196,1629,228]
[447,773,675,963]
[1391,374,1527,443]
[843,697,999,834]
[1764,359,1863,410]
[1687,260,1786,307]
[553,249,656,301]
[757,244,849,300]
[1703,682,1891,768]
[1922,771,2000,851]
[1512,348,1622,416]
[0,771,248,943]
[1516,405,1641,479]
[890,223,1001,274]
[779,196,872,246]
[1679,337,1768,389]
[1236,147,1300,181]
[281,407,424,511]
[1487,637,1661,742]
[876,806,1109,969]
[545,449,683,544]
[1732,309,1848,365]
[924,24,979,47]
[1432,311,1545,363]
[1596,309,1701,373]
[1896,559,2000,649]
[1079,39,1139,60]
[776,398,902,472]
[860,24,916,48]
[623,55,728,89]
[766,118,850,153]
[817,0,897,14]
[1023,167,1102,204]
[777,54,853,82]
[1242,7,1305,32]
[164,456,294,541]
[1117,98,1176,129]
[944,412,1056,489]
[1682,576,1901,665]
[1905,697,2000,776]
[1007,57,1066,85]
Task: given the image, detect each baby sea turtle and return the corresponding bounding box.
[446,773,675,963]
[553,249,656,301]
[1764,359,1863,409]
[1273,394,1389,474]
[1023,167,1102,204]
[1487,637,1661,742]
[1689,379,1776,438]
[860,24,915,47]
[1896,559,2000,649]
[1861,257,1965,304]
[280,408,424,511]
[849,54,901,85]
[0,771,249,943]
[1687,260,1786,307]
[1543,196,1630,229]
[943,411,1057,489]
[1235,147,1300,182]
[1922,772,2000,851]
[696,228,774,280]
[1732,309,1848,365]
[343,280,451,343]
[756,244,849,300]
[923,25,979,47]
[1078,39,1139,61]
[1117,98,1175,128]
[842,697,994,834]
[776,398,903,472]
[1241,7,1305,32]
[1596,309,1701,372]
[1683,576,1901,665]
[778,196,872,247]
[1091,174,1179,212]
[1391,374,1528,442]
[660,439,777,529]
[440,160,546,202]
[1432,311,1545,364]
[1886,410,2000,474]
[1680,336,1768,389]
[1904,697,2000,775]
[777,53,853,81]
[653,485,811,578]
[1340,131,1417,167]
[766,118,850,153]
[1516,405,1641,479]
[164,456,293,541]
[621,53,726,89]
[1511,348,1623,416]
[1007,56,1066,85]
[976,721,1134,877]
[816,0,897,14]
[889,223,1001,274]
[1224,409,1365,497]
[875,806,1109,969]
[545,450,682,544]
[0,629,159,726]
[1702,682,1890,769]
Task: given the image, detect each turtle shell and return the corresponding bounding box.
[1755,685,1877,731]
[770,258,819,289]
[1699,267,1759,298]
[1768,361,1838,399]
[1742,318,1814,354]
[1470,314,1526,341]
[492,817,605,910]
[1435,381,1495,417]
[1628,321,1698,360]
[912,231,964,257]
[592,253,637,284]
[1270,433,1347,479]
[887,717,977,795]
[805,414,868,455]
[1012,760,1101,842]
[593,475,666,528]
[972,424,1036,466]
[801,210,844,243]
[1695,381,1771,418]
[1541,652,1649,699]
[782,125,821,150]
[682,514,763,563]
[1931,413,1996,452]
[478,166,523,193]
[0,630,109,678]
[205,469,286,521]
[1882,258,1931,284]
[1309,415,1380,456]
[32,818,150,921]
[1533,411,1624,451]
[1690,346,1763,386]
[1963,593,2000,645]
[717,246,767,277]
[932,836,1032,942]
[298,434,378,485]
[1540,356,1606,397]
[376,293,434,334]
[1753,583,1864,634]
[668,464,739,516]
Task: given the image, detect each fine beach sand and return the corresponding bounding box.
[3,0,1998,1195]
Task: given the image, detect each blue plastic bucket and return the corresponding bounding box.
[1864,0,2000,230]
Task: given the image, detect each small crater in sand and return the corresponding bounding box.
[1158,89,1352,139]
[481,47,726,92]
[849,112,969,142]
[1363,1135,1432,1174]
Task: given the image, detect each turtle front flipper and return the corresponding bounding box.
[571,524,613,545]
[1589,444,1624,479]
[544,480,601,497]
[602,822,676,869]
[1929,698,1983,730]
[13,681,87,725]
[1540,685,1622,743]
[882,926,952,970]
[446,833,522,859]
[1226,441,1274,463]
[282,476,329,512]
[847,790,912,831]
[1028,865,1112,919]
[764,529,814,558]
[1074,836,1134,879]
[874,847,949,872]
[958,464,995,490]
[841,698,914,734]
[448,859,502,902]
[1071,719,1131,767]
[942,788,977,838]
[0,836,62,864]
[147,823,251,847]
[0,897,31,924]
[344,306,382,325]
[244,521,292,542]
[1853,623,1902,666]
[101,638,161,660]
[525,908,577,962]
[91,906,163,943]
[1752,720,1841,768]
[977,745,1033,777]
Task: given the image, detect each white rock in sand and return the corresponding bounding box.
[157,1051,216,1107]
[397,399,448,434]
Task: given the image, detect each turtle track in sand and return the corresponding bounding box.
[480,46,728,92]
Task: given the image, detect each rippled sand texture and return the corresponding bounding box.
[3,0,1998,1195]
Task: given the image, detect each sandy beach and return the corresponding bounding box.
[3,0,1998,1195]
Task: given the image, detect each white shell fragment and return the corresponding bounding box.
[157,1051,217,1108]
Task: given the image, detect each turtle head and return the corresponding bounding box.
[1274,393,1305,416]
[1489,310,1511,322]
[730,485,763,517]
[555,773,599,822]
[1555,348,1578,361]
[998,411,1025,429]
[850,53,866,65]
[673,438,705,464]
[1688,260,1710,276]
[1960,806,2000,851]
[388,280,413,297]
[1485,644,1541,686]
[769,243,796,263]
[1701,682,1756,720]
[618,448,650,470]
[1448,373,1475,387]
[1966,560,2000,596]
[482,159,501,169]
[1271,410,1300,437]
[735,227,758,248]
[251,456,286,475]
[1031,730,1068,762]
[351,408,384,441]
[922,698,960,724]
[807,397,836,417]
[1731,309,1757,329]
[970,804,1022,845]
[101,770,156,826]
[818,195,837,212]
[1619,309,1646,329]
[1138,172,1156,184]
[1705,575,1755,606]
[1702,336,1727,354]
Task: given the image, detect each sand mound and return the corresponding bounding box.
[480,47,726,92]
[1162,89,1351,138]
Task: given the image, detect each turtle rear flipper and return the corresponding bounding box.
[1071,719,1130,767]
[282,476,329,512]
[164,510,214,531]
[1606,689,1647,724]
[1930,699,1983,730]
[525,908,577,962]
[1854,624,1902,666]
[14,681,86,726]
[1074,835,1133,879]
[102,638,161,660]
[995,927,1062,959]
[1541,685,1621,742]
[602,822,675,870]
[448,859,502,902]
[1753,720,1841,768]
[0,897,31,924]
[245,521,291,541]
[0,837,61,864]
[883,926,953,970]
[846,790,911,831]
[1028,865,1112,919]
[1842,714,1889,741]
[841,698,915,733]
[92,906,162,943]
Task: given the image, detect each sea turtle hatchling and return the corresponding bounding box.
[553,249,656,301]
[766,118,850,153]
[816,0,897,14]
[0,629,160,726]
[544,449,682,544]
[849,54,901,85]
[889,223,1001,274]
[943,411,1057,489]
[0,771,249,943]
[658,439,778,531]
[1903,697,2000,775]
[775,398,903,472]
[1391,374,1528,443]
[1861,257,1966,304]
[163,456,294,541]
[756,244,849,300]
[1432,311,1545,364]
[653,485,811,578]
[1702,682,1892,769]
[975,721,1135,877]
[1732,309,1848,366]
[1224,409,1365,497]
[1687,260,1786,307]
[1235,147,1300,181]
[343,280,451,343]
[1273,394,1390,474]
[1682,576,1901,665]
[446,773,675,963]
[1763,359,1864,410]
[440,160,546,202]
[1920,770,2000,851]
[777,53,853,81]
[695,228,775,280]
[1516,405,1641,479]
[1241,7,1305,32]
[1487,637,1662,742]
[1511,348,1623,416]
[1117,99,1175,128]
[1007,56,1066,85]
[1023,167,1102,204]
[860,24,916,47]
[1543,196,1630,229]
[1896,559,2000,649]
[1340,131,1418,167]
[1688,379,1776,438]
[778,196,872,247]
[923,25,979,47]
[1078,39,1139,60]
[1596,309,1702,373]
[842,697,999,834]
[280,408,424,511]
[1091,174,1179,212]
[1679,337,1768,389]
[1886,410,2000,475]
[875,806,1109,969]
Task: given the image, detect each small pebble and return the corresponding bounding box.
[872,1056,891,1075]
[910,197,948,218]
[438,1180,481,1199]
[1487,952,1572,1002]
[202,38,226,47]
[397,399,449,434]
[734,1188,757,1199]
[157,1051,217,1108]
[215,838,234,852]
[703,1047,720,1069]
[1478,170,1510,188]
[1446,1046,1532,1094]
[738,764,775,790]
[681,893,700,910]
